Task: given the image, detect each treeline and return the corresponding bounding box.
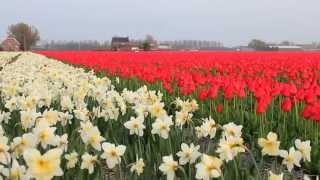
[37,40,111,50]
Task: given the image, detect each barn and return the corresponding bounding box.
[111,37,131,51]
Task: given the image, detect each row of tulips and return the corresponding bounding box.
[0,52,315,179]
[36,51,320,173]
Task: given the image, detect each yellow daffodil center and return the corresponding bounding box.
[154,107,161,114]
[170,164,177,171]
[35,158,54,174]
[110,150,117,157]
[185,152,192,158]
[133,123,139,129]
[21,139,27,145]
[39,131,49,141]
[287,155,294,163]
[265,141,274,148]
[89,136,98,144]
[229,130,235,136]
[206,164,217,172]
[26,101,33,109]
[160,124,167,130]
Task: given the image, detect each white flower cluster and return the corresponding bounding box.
[0,53,127,179]
[0,52,20,69]
[174,97,198,127]
[258,132,311,174]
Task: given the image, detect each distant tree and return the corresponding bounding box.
[0,46,3,51]
[8,23,40,51]
[248,39,269,50]
[140,35,157,51]
[141,41,151,51]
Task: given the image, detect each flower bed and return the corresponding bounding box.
[0,52,317,179]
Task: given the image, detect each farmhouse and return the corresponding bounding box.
[1,35,20,51]
[111,37,131,51]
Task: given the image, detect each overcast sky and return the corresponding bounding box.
[1,0,320,46]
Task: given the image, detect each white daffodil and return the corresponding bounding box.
[81,126,105,151]
[74,108,90,121]
[149,102,166,118]
[295,139,311,162]
[58,111,73,126]
[201,117,217,139]
[65,151,78,169]
[60,95,74,111]
[23,148,63,180]
[57,134,68,152]
[133,104,149,117]
[159,155,178,180]
[216,136,245,162]
[20,96,37,111]
[11,133,37,157]
[33,120,58,149]
[124,116,145,136]
[5,159,29,180]
[101,142,126,169]
[41,109,60,126]
[176,143,201,165]
[80,153,97,174]
[151,115,173,139]
[222,122,242,138]
[268,171,283,180]
[195,154,223,180]
[175,110,193,127]
[5,97,18,112]
[79,121,94,137]
[20,110,40,130]
[258,132,280,156]
[279,147,302,172]
[195,126,206,138]
[130,158,145,176]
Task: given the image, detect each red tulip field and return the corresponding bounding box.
[37,51,320,121]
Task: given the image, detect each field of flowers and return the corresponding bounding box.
[0,51,318,179]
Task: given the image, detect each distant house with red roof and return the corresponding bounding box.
[1,35,20,51]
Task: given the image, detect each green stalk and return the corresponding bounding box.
[233,158,239,180]
[118,164,123,180]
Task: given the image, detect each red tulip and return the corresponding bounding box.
[281,98,292,112]
[216,103,223,113]
[198,88,209,101]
